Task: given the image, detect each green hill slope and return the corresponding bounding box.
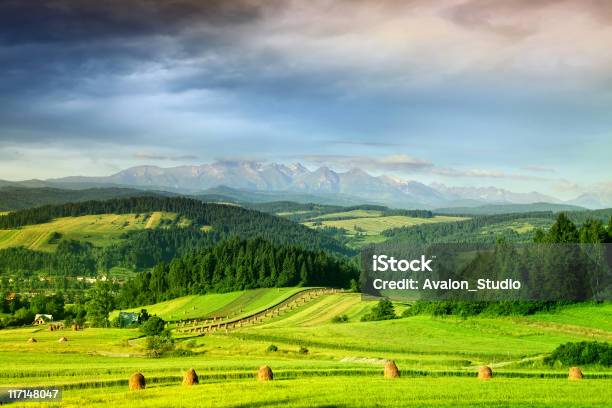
[0,186,168,211]
[113,288,304,322]
[0,212,178,251]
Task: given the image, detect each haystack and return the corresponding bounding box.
[477,366,492,380]
[384,360,400,379]
[58,336,68,343]
[568,367,583,380]
[183,368,199,386]
[48,325,55,331]
[129,372,146,390]
[72,324,80,331]
[27,338,37,343]
[257,365,273,381]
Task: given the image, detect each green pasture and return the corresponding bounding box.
[1,290,611,407]
[304,215,466,236]
[303,214,467,248]
[311,209,384,220]
[0,212,178,251]
[16,377,612,408]
[112,288,305,322]
[479,218,552,237]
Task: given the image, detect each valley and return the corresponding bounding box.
[0,194,610,407]
[1,289,611,407]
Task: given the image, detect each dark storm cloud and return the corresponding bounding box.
[1,0,611,188]
[0,0,274,45]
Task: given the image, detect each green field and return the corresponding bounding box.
[479,218,552,237]
[311,209,384,220]
[0,212,178,251]
[112,288,305,322]
[303,214,467,247]
[304,215,465,235]
[2,290,611,407]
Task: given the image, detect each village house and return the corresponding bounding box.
[33,314,54,325]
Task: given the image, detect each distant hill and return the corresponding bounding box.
[435,202,587,216]
[0,196,351,255]
[0,186,171,211]
[192,186,369,206]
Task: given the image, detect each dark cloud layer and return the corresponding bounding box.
[0,0,611,189]
[0,0,273,45]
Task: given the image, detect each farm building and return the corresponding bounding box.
[33,314,54,325]
[117,312,139,327]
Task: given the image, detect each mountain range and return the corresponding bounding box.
[2,161,610,209]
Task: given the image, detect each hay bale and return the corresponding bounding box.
[257,365,273,381]
[129,372,146,390]
[477,366,493,380]
[48,325,55,331]
[27,338,37,343]
[72,324,80,331]
[569,367,583,380]
[384,360,400,379]
[183,368,199,386]
[58,336,68,343]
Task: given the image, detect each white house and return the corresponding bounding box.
[33,314,54,325]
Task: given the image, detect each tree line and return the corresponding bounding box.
[0,196,352,255]
[382,211,612,244]
[117,237,358,307]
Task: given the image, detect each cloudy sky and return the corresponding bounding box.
[1,0,611,199]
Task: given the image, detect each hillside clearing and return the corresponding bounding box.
[0,212,178,251]
[112,288,305,322]
[304,215,467,236]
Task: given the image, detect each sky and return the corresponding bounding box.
[0,0,611,199]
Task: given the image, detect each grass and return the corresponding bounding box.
[0,212,177,251]
[111,288,305,322]
[304,215,466,236]
[1,291,611,407]
[16,377,612,408]
[311,209,384,220]
[303,214,467,248]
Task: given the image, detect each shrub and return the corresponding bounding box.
[402,301,565,318]
[183,339,197,348]
[168,349,195,357]
[267,344,278,352]
[361,299,396,322]
[141,316,165,336]
[331,314,349,323]
[13,307,35,326]
[544,341,612,367]
[298,346,309,354]
[145,332,175,356]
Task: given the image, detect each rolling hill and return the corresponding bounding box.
[0,196,350,255]
[435,202,587,215]
[0,212,178,251]
[0,186,171,211]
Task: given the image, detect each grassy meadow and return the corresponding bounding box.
[111,288,304,322]
[0,212,178,251]
[2,290,611,407]
[302,212,467,247]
